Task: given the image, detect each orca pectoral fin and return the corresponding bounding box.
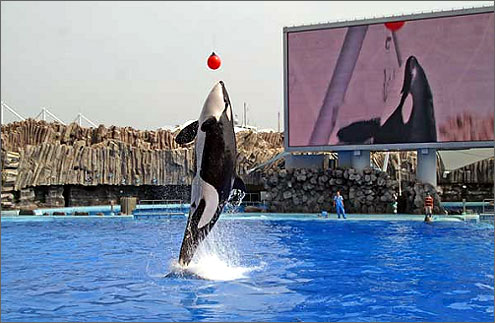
[233,176,246,192]
[175,120,199,145]
[200,116,218,132]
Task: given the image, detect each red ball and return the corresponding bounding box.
[207,52,221,70]
[385,21,405,32]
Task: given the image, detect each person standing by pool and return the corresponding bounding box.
[333,190,346,219]
[110,200,115,216]
[392,193,398,214]
[424,192,434,222]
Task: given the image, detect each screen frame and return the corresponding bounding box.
[283,6,495,152]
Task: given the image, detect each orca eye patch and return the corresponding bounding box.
[201,116,217,132]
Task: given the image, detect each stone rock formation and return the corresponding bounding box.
[1,120,283,208]
[1,119,492,211]
[262,165,399,214]
[262,163,445,215]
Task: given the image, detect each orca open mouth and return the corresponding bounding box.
[219,81,232,112]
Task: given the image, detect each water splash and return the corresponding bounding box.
[223,189,246,214]
[169,254,252,281]
[166,223,259,281]
[158,190,251,281]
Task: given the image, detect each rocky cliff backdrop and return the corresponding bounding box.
[1,119,492,212]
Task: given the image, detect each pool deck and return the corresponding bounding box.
[1,212,488,223]
[2,200,492,223]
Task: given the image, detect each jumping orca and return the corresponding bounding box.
[175,81,246,266]
[337,56,437,144]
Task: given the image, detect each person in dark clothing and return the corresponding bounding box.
[424,192,434,222]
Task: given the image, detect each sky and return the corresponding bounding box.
[1,1,493,131]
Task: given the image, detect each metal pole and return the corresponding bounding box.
[382,152,390,172]
[417,148,437,187]
[398,152,402,196]
[309,25,368,145]
[45,109,65,124]
[35,109,43,120]
[81,114,98,127]
[243,102,247,127]
[391,31,403,67]
[1,101,25,122]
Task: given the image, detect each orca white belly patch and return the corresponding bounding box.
[196,176,220,229]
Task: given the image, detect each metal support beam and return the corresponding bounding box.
[1,101,25,124]
[73,113,97,128]
[337,150,370,171]
[417,148,437,187]
[351,150,370,172]
[338,151,352,168]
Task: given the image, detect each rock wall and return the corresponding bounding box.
[262,163,445,214]
[1,119,491,211]
[1,151,20,208]
[440,158,494,184]
[1,119,181,152]
[14,141,195,189]
[400,182,445,215]
[439,183,493,202]
[1,120,283,209]
[263,166,399,214]
[1,120,283,189]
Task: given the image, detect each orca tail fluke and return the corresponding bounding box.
[337,118,381,144]
[178,233,199,267]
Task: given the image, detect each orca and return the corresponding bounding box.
[175,81,246,267]
[337,55,437,145]
[375,55,436,143]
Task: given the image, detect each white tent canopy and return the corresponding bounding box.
[438,148,493,172]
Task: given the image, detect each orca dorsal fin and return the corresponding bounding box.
[175,120,199,145]
[233,176,246,192]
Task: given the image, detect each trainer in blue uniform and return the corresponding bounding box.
[333,190,347,219]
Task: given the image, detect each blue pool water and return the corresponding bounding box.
[1,215,493,322]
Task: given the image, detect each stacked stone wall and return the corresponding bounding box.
[262,165,445,214]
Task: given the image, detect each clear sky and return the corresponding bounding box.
[1,1,492,130]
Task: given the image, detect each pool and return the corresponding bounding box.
[1,215,493,322]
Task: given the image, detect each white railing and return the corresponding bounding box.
[138,199,183,205]
[73,113,97,127]
[35,107,66,124]
[482,199,494,214]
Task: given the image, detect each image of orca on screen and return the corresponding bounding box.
[337,55,437,145]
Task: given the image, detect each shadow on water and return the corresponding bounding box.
[164,270,205,280]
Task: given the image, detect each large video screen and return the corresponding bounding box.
[286,9,494,150]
